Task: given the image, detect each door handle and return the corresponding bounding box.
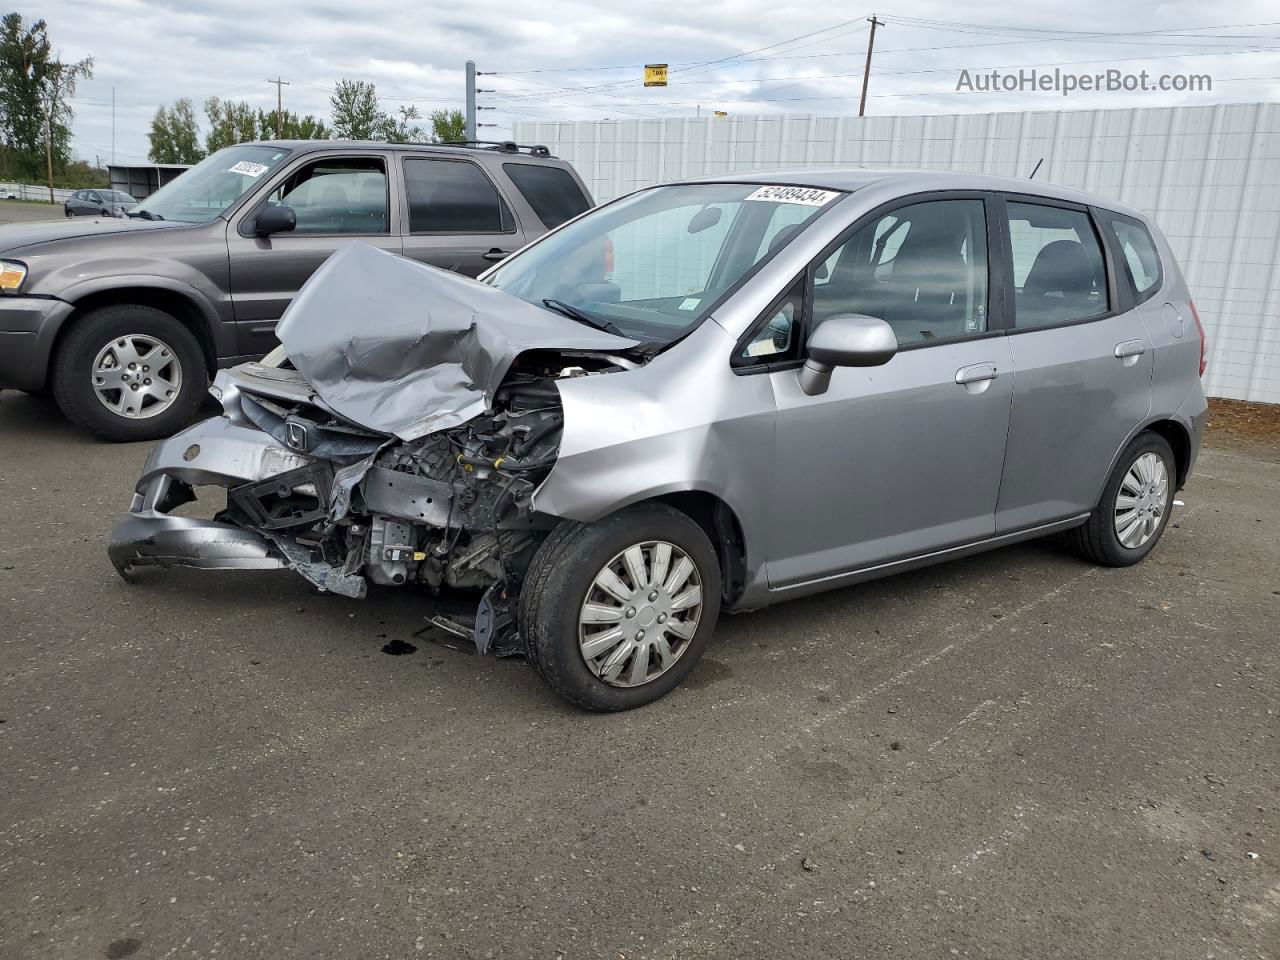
[482,248,510,262]
[955,362,999,385]
[1114,339,1147,358]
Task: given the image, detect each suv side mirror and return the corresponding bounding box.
[798,314,897,396]
[255,204,297,237]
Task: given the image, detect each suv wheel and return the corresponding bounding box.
[520,503,722,711]
[52,304,208,442]
[1069,431,1176,566]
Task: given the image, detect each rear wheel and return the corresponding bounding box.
[520,503,722,711]
[1069,431,1176,566]
[51,304,208,442]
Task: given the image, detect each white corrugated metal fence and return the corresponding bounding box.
[516,102,1280,404]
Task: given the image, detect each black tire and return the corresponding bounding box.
[1069,431,1176,567]
[520,503,722,712]
[51,304,208,442]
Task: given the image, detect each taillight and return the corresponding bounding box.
[1190,301,1207,376]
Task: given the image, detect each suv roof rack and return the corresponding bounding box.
[440,140,554,158]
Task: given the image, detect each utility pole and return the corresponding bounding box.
[111,86,116,165]
[266,77,290,137]
[858,15,884,118]
[465,60,477,142]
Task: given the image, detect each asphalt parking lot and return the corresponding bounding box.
[2,388,1278,960]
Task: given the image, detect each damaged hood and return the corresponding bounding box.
[276,243,637,440]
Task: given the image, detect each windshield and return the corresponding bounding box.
[105,191,135,203]
[485,182,844,343]
[136,145,291,223]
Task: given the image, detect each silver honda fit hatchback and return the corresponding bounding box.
[109,170,1207,711]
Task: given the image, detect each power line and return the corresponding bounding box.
[487,17,872,100]
[488,17,1280,79]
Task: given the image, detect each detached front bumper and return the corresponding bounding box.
[108,511,284,578]
[107,416,313,579]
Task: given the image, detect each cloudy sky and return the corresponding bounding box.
[28,0,1280,165]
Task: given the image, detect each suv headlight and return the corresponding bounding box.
[0,260,27,293]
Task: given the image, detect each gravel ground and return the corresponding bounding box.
[1,392,1277,960]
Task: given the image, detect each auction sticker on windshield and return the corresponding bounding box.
[744,185,841,206]
[228,160,270,177]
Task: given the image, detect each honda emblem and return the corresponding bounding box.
[285,420,309,452]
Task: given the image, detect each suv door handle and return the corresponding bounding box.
[1114,339,1147,358]
[482,248,510,262]
[955,362,999,385]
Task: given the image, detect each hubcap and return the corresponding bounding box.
[578,540,703,688]
[91,334,182,420]
[1114,451,1170,549]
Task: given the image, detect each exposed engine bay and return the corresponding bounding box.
[245,353,632,653]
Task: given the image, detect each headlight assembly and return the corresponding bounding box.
[0,260,27,293]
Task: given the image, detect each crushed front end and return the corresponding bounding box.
[108,243,643,656]
[108,355,604,654]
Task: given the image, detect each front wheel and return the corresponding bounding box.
[1069,431,1176,566]
[520,503,722,711]
[51,304,208,442]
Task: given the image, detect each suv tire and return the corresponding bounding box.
[1069,431,1176,567]
[52,304,208,442]
[520,503,722,711]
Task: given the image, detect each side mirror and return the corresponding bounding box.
[798,314,897,396]
[254,204,297,237]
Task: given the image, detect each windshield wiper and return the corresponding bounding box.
[128,209,164,221]
[541,298,626,338]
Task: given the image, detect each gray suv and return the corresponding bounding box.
[0,140,592,440]
[109,170,1207,711]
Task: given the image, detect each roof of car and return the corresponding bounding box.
[690,168,1144,218]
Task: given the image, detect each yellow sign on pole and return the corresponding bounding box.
[643,64,668,87]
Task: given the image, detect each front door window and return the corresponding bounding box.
[266,157,389,234]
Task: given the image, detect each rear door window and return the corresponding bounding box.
[1005,201,1109,328]
[502,163,591,229]
[404,158,514,234]
[1106,215,1162,300]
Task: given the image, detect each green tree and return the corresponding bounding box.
[256,108,329,140]
[148,98,204,164]
[204,96,258,152]
[0,14,92,186]
[429,108,466,144]
[377,104,424,143]
[329,79,381,139]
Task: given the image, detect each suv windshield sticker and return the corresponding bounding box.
[744,185,840,206]
[227,160,270,177]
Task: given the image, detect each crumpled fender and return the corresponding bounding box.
[533,320,777,597]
